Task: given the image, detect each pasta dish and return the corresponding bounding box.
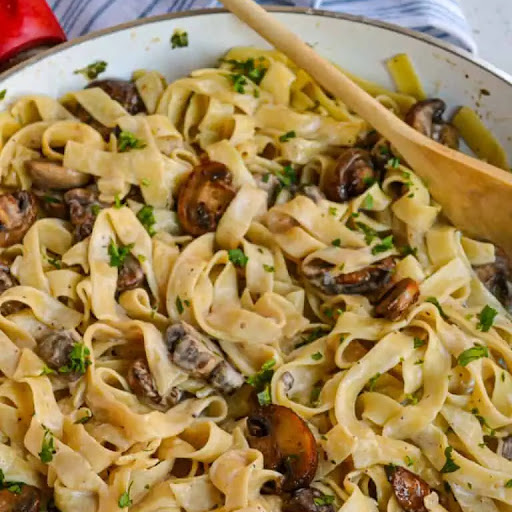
[0,45,511,512]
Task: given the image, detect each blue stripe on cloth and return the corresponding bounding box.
[50,0,476,53]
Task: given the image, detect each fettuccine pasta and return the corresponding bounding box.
[0,47,510,512]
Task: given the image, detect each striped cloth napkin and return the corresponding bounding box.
[48,0,476,53]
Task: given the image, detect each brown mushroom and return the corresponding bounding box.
[0,261,25,316]
[86,79,146,115]
[501,435,512,460]
[246,404,318,491]
[165,321,244,394]
[127,358,182,409]
[32,189,68,219]
[303,256,395,296]
[0,484,41,512]
[0,191,37,248]
[322,149,376,202]
[374,278,420,321]
[25,159,91,190]
[177,162,236,236]
[36,330,77,375]
[64,187,106,242]
[387,466,430,512]
[117,254,145,293]
[474,246,512,312]
[405,99,459,149]
[282,488,336,512]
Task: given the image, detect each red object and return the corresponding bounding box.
[0,0,66,64]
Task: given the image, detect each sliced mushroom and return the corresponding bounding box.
[322,149,376,202]
[0,191,37,247]
[177,162,236,236]
[303,256,395,296]
[36,330,76,373]
[501,435,512,460]
[405,99,459,149]
[387,466,430,512]
[64,187,106,242]
[117,254,145,293]
[0,261,25,316]
[474,246,512,312]
[246,404,318,491]
[127,358,182,409]
[165,321,243,394]
[283,488,335,512]
[25,159,91,190]
[296,184,325,204]
[374,278,420,321]
[32,189,68,219]
[86,79,146,115]
[0,484,41,512]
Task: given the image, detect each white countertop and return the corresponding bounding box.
[461,0,512,76]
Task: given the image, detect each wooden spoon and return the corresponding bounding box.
[220,0,512,255]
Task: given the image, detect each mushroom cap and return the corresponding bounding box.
[86,79,146,115]
[0,484,41,512]
[388,466,430,512]
[0,191,38,248]
[26,159,91,190]
[374,277,420,321]
[247,404,318,491]
[177,161,236,236]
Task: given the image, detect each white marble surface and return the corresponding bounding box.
[461,0,512,76]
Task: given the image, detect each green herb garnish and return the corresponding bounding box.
[38,426,56,464]
[362,194,374,209]
[313,494,335,506]
[141,178,150,187]
[368,372,381,391]
[388,157,400,168]
[371,235,394,255]
[108,239,134,268]
[0,90,6,101]
[136,205,156,236]
[176,296,184,315]
[477,305,498,332]
[74,60,107,80]
[413,337,426,349]
[247,359,275,406]
[118,482,133,508]
[331,238,341,247]
[276,165,297,188]
[440,446,460,473]
[263,264,275,273]
[222,58,266,84]
[425,297,448,319]
[58,343,91,375]
[75,411,93,424]
[356,222,377,245]
[279,131,296,142]
[231,74,248,94]
[457,344,489,367]
[228,248,249,267]
[40,365,55,376]
[118,131,146,152]
[170,30,188,49]
[311,352,323,361]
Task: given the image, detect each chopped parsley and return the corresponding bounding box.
[222,58,266,85]
[91,204,101,216]
[170,29,188,49]
[311,352,323,361]
[362,193,374,210]
[38,426,56,464]
[295,327,328,349]
[328,207,338,217]
[368,372,381,391]
[414,359,424,365]
[457,344,489,367]
[425,297,448,319]
[356,222,377,244]
[506,479,512,488]
[310,383,322,405]
[387,157,400,168]
[114,195,123,209]
[403,392,420,406]
[477,305,498,332]
[313,494,335,507]
[0,470,24,495]
[137,254,146,263]
[40,365,55,376]
[263,264,275,273]
[331,238,341,247]
[470,408,492,430]
[47,257,62,269]
[58,343,91,375]
[141,178,151,187]
[413,337,426,349]
[176,296,184,314]
[43,195,61,204]
[75,410,93,424]
[108,239,134,268]
[118,131,146,152]
[74,60,107,80]
[118,482,133,508]
[405,455,414,467]
[276,165,297,188]
[0,90,6,101]
[279,131,296,142]
[136,205,156,236]
[247,359,275,405]
[399,245,418,258]
[228,248,249,267]
[231,74,248,94]
[371,235,394,255]
[440,446,460,473]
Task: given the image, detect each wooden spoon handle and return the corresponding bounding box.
[220,0,404,138]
